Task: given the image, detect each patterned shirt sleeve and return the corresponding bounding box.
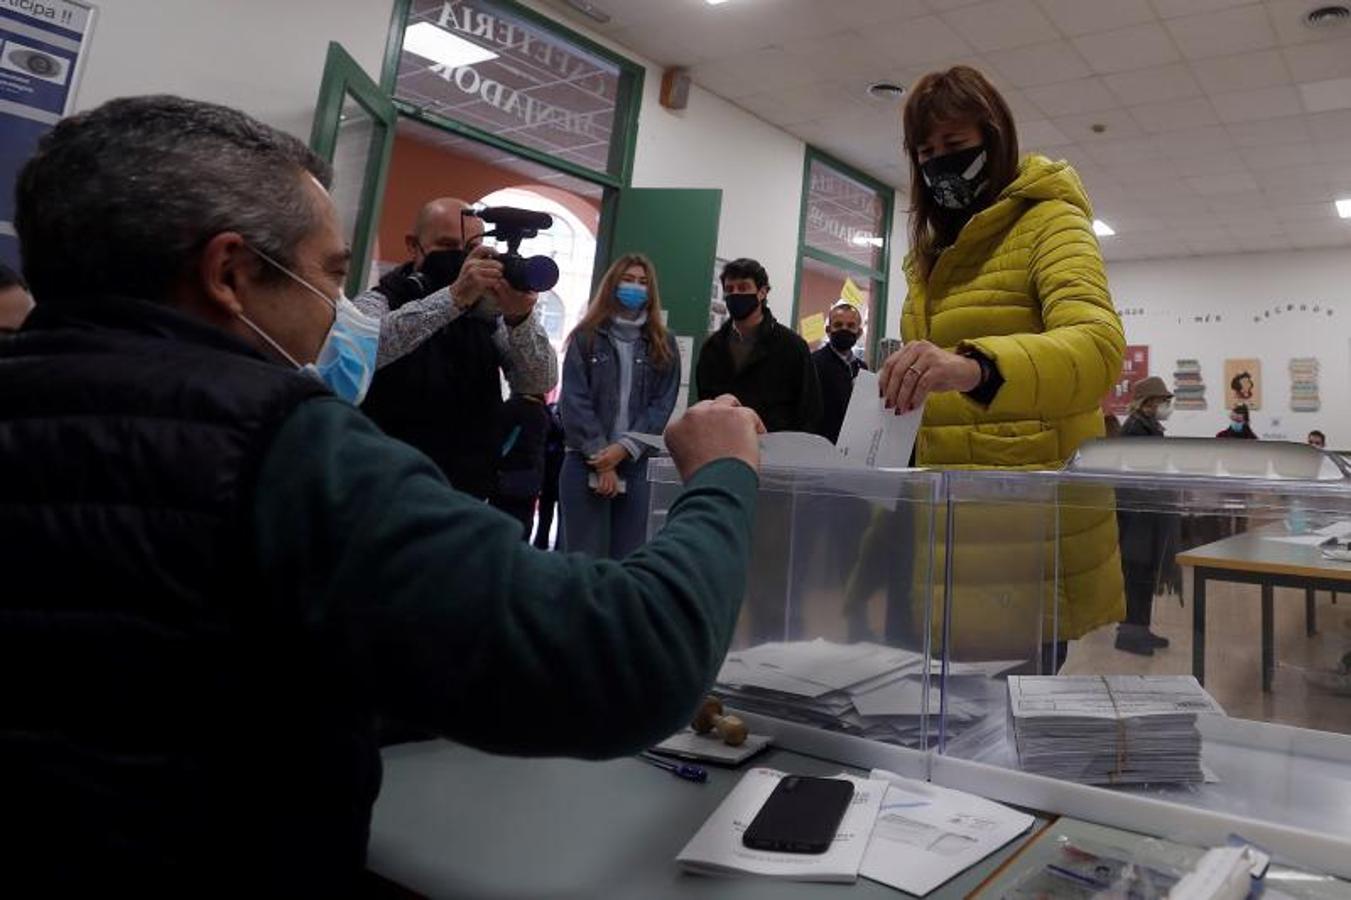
[353,286,466,370]
[496,310,559,396]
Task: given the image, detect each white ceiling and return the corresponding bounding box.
[543,0,1351,261]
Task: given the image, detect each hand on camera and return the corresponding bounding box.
[664,394,765,481]
[493,280,539,326]
[450,245,503,311]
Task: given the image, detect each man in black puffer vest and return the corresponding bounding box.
[0,95,766,895]
[356,197,557,500]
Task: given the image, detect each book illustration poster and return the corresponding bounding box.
[1289,358,1319,412]
[1173,359,1206,411]
[1224,358,1261,411]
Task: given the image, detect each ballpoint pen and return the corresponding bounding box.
[638,751,708,783]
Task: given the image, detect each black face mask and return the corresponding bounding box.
[920,144,988,211]
[725,292,761,321]
[418,248,469,293]
[829,329,859,352]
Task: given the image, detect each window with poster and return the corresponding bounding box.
[792,148,893,367]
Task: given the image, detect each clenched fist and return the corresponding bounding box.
[663,394,765,481]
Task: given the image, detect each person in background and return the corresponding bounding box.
[1,95,766,891]
[357,197,558,499]
[560,253,680,559]
[533,399,566,550]
[1217,404,1257,439]
[1115,377,1181,656]
[812,301,869,444]
[696,258,822,433]
[1309,430,1327,450]
[0,263,34,332]
[493,392,550,540]
[878,65,1126,673]
[1103,412,1121,438]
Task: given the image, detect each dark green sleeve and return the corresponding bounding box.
[253,397,757,759]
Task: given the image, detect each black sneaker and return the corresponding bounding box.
[1144,630,1171,648]
[1115,629,1155,656]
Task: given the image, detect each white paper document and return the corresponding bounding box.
[836,369,923,469]
[676,767,887,882]
[860,769,1036,896]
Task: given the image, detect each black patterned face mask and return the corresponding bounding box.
[920,145,989,211]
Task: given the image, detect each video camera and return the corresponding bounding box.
[465,206,561,294]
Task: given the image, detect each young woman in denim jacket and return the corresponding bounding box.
[559,254,680,559]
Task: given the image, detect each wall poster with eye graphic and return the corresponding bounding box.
[1224,358,1262,411]
[0,0,96,270]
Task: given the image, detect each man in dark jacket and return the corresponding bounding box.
[0,95,764,894]
[1116,376,1181,655]
[811,301,869,444]
[696,258,822,433]
[356,198,557,499]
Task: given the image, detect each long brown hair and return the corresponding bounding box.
[902,66,1020,280]
[570,253,674,370]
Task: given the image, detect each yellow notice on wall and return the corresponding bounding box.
[840,277,866,308]
[799,313,826,344]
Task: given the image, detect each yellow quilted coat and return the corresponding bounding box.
[902,154,1126,651]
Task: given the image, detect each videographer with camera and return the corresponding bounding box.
[356,197,558,499]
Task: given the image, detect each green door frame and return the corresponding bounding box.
[791,146,895,364]
[311,42,398,297]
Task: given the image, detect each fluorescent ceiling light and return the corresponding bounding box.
[851,234,884,247]
[1337,198,1351,219]
[706,0,732,4]
[403,22,498,68]
[1092,219,1116,237]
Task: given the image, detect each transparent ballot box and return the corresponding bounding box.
[938,438,1351,849]
[648,459,945,749]
[648,440,1351,874]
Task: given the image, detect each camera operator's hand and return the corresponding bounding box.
[493,281,539,327]
[664,395,765,482]
[450,245,503,311]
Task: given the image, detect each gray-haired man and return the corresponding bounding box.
[0,95,763,892]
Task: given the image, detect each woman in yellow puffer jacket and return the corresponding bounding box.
[877,66,1126,669]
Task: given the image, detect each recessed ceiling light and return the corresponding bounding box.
[1305,5,1351,29]
[1092,219,1116,237]
[706,0,732,4]
[1337,198,1351,219]
[403,22,499,68]
[866,81,907,101]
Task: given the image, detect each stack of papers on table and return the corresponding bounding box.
[1007,676,1225,785]
[677,767,886,882]
[715,639,988,747]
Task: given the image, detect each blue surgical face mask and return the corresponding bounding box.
[1230,420,1245,433]
[239,247,381,405]
[616,282,648,311]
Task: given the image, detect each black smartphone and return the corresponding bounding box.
[741,775,854,854]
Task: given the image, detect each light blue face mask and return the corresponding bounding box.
[239,247,381,405]
[616,282,648,311]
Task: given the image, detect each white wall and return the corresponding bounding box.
[76,0,391,142]
[1108,247,1351,447]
